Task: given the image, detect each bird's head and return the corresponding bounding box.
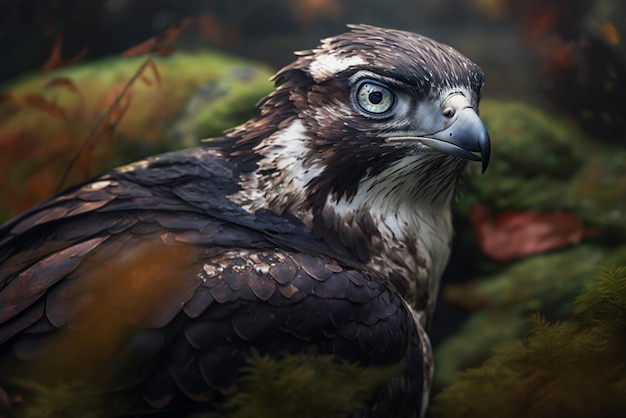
[227,24,490,215]
[226,25,490,311]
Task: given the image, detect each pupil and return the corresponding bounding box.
[369,91,383,104]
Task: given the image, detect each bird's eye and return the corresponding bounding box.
[355,81,395,115]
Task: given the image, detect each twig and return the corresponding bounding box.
[56,58,159,191]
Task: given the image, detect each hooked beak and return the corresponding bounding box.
[387,94,491,173]
[418,107,490,173]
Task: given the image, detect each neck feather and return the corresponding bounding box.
[227,118,467,320]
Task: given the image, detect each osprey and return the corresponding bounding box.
[0,25,489,417]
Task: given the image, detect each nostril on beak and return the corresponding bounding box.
[442,107,455,118]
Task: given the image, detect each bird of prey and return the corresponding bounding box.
[0,24,489,417]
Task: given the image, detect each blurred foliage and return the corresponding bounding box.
[438,99,626,390]
[436,244,626,387]
[205,351,403,418]
[0,50,272,222]
[460,99,626,239]
[2,353,401,418]
[1,13,624,415]
[433,266,626,418]
[10,380,106,418]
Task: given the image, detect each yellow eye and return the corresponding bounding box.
[355,81,395,114]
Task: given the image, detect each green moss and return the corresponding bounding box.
[433,267,626,418]
[574,267,626,334]
[569,155,626,233]
[4,353,401,418]
[442,101,626,390]
[10,380,106,418]
[207,351,403,418]
[435,245,626,389]
[433,311,529,392]
[480,101,591,175]
[174,66,273,147]
[458,100,626,237]
[0,50,273,220]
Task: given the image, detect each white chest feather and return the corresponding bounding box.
[229,126,459,320]
[328,156,455,317]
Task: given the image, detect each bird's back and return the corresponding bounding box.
[0,144,425,417]
[0,23,492,417]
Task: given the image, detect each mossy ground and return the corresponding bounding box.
[434,267,626,418]
[0,51,273,221]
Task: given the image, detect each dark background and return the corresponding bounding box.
[1,0,625,137]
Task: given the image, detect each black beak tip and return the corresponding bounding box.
[480,132,491,174]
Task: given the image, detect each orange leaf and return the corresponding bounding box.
[44,77,83,96]
[139,75,153,86]
[42,32,88,71]
[602,21,621,45]
[143,58,163,95]
[469,205,596,262]
[165,18,193,42]
[122,37,160,57]
[197,12,239,49]
[0,92,14,105]
[522,4,562,42]
[0,133,19,152]
[102,124,116,146]
[57,54,163,190]
[153,45,176,57]
[98,109,114,133]
[167,17,193,42]
[44,77,86,115]
[112,90,132,122]
[76,141,94,178]
[23,94,68,120]
[291,0,342,28]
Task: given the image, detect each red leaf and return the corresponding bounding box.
[42,32,88,71]
[469,205,596,262]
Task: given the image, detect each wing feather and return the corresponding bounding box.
[0,147,425,416]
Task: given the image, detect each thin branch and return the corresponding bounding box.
[56,58,156,191]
